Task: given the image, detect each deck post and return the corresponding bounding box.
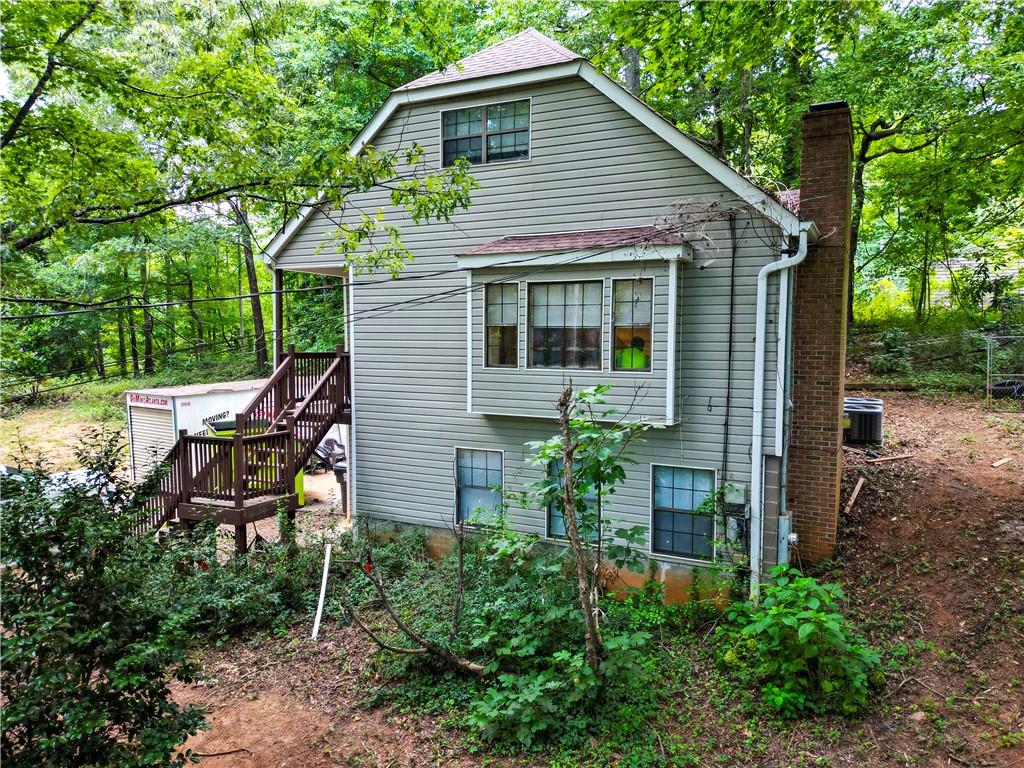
[232,417,246,556]
[284,417,296,496]
[286,344,296,404]
[233,415,245,507]
[178,429,191,504]
[284,416,297,548]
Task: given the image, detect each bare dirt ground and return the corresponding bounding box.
[168,392,1024,768]
[0,406,122,470]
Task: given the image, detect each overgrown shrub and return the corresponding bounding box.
[0,438,206,767]
[868,328,913,375]
[337,522,656,749]
[718,566,881,717]
[146,525,325,640]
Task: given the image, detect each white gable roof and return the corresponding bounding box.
[264,31,809,263]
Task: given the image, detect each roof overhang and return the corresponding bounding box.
[456,243,691,270]
[264,59,811,264]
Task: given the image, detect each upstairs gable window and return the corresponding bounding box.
[442,99,529,167]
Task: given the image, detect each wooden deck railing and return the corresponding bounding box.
[132,347,350,534]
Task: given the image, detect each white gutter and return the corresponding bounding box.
[750,222,811,597]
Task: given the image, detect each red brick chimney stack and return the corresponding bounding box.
[787,102,854,562]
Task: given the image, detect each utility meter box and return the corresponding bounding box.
[125,379,266,481]
[722,482,750,562]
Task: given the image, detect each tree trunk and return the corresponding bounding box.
[556,385,603,678]
[94,326,105,378]
[163,254,174,363]
[848,138,870,325]
[116,311,127,375]
[621,46,640,94]
[230,197,268,368]
[185,273,204,356]
[140,256,154,375]
[123,267,140,375]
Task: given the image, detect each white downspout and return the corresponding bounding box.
[750,222,811,597]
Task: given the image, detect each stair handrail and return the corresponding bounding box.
[236,346,297,435]
[288,346,348,470]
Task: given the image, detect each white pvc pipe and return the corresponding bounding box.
[311,540,332,640]
[750,223,811,597]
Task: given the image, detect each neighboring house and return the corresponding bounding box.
[265,30,854,595]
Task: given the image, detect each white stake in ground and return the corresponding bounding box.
[311,540,332,640]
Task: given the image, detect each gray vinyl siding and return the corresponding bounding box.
[275,75,786,564]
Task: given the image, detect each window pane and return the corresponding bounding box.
[693,469,714,491]
[613,279,653,371]
[485,284,518,367]
[487,129,529,161]
[528,281,602,369]
[650,465,718,559]
[456,448,502,523]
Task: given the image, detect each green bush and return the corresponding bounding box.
[0,439,206,767]
[338,523,656,749]
[146,525,325,640]
[719,566,881,717]
[868,328,913,375]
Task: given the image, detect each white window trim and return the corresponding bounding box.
[481,280,522,371]
[609,276,656,377]
[648,463,721,566]
[453,446,505,526]
[438,96,533,170]
[524,276,606,372]
[455,243,690,270]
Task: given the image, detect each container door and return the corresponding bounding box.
[130,406,175,481]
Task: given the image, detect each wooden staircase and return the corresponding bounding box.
[132,346,351,551]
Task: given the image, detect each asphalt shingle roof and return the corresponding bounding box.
[459,226,683,255]
[396,28,581,92]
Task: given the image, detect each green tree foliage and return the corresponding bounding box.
[1,0,477,390]
[0,435,206,767]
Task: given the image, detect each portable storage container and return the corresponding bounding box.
[125,379,266,481]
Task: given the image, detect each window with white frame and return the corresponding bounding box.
[528,281,602,369]
[455,448,503,523]
[442,100,529,167]
[612,278,653,371]
[651,466,716,560]
[546,458,599,541]
[485,283,518,367]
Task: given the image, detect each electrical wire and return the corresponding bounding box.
[0,284,343,321]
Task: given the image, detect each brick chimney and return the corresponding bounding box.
[787,102,853,562]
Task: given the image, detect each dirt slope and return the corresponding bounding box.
[172,393,1024,767]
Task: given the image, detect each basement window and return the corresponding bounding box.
[442,99,530,166]
[546,459,600,542]
[455,448,503,524]
[651,466,716,560]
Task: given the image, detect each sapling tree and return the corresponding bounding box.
[523,384,658,676]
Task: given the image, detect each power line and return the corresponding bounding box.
[1,224,683,322]
[2,222,718,394]
[0,284,343,321]
[1,326,310,399]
